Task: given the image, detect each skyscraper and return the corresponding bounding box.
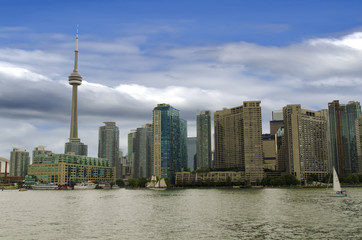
[180,118,188,171]
[196,110,211,169]
[65,25,88,156]
[270,109,284,136]
[214,101,264,182]
[127,129,137,177]
[328,100,361,175]
[133,124,153,178]
[283,105,328,181]
[98,122,120,168]
[152,103,186,183]
[187,137,197,171]
[10,148,30,177]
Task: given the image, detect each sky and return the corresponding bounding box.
[1,0,362,160]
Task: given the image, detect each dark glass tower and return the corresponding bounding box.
[152,104,187,184]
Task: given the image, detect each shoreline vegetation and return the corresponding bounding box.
[124,172,362,189]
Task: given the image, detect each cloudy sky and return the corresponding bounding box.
[1,1,362,160]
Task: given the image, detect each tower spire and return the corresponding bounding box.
[73,23,79,73]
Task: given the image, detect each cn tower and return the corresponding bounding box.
[65,25,88,156]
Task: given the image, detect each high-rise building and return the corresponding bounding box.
[180,119,188,171]
[356,114,362,174]
[127,129,137,177]
[10,148,30,177]
[283,105,328,181]
[328,100,361,175]
[270,110,284,136]
[152,103,186,184]
[133,124,153,178]
[214,101,264,182]
[33,146,52,163]
[346,101,361,173]
[262,134,276,170]
[187,137,197,171]
[196,110,212,169]
[65,25,88,156]
[98,122,120,169]
[275,126,288,172]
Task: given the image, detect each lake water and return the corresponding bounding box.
[1,187,361,239]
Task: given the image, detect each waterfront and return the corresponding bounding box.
[1,188,361,239]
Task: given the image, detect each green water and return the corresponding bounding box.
[1,188,361,239]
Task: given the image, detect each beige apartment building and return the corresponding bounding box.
[283,105,328,181]
[214,101,264,182]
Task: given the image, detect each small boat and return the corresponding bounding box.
[32,183,59,190]
[327,168,347,197]
[19,188,28,191]
[74,181,96,190]
[98,182,111,189]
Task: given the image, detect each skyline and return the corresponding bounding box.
[1,1,362,158]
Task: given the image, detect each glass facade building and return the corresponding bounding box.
[152,104,187,184]
[328,100,361,175]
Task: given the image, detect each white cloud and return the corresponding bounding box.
[0,62,50,82]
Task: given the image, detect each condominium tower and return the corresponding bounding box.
[283,105,328,181]
[10,148,30,177]
[133,124,153,178]
[152,104,187,183]
[328,100,361,175]
[196,110,212,169]
[214,101,263,182]
[98,122,120,168]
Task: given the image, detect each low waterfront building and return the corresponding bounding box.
[27,153,115,185]
[175,171,245,185]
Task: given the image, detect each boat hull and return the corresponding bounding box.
[149,187,166,191]
[74,181,97,190]
[327,191,347,197]
[32,184,59,190]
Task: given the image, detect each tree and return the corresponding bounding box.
[344,174,359,184]
[116,178,125,187]
[164,177,170,187]
[128,178,139,187]
[138,177,148,188]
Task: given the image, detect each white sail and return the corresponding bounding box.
[151,175,157,182]
[333,167,342,192]
[155,180,160,188]
[159,178,167,188]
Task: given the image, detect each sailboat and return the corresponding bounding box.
[327,168,347,197]
[146,176,167,190]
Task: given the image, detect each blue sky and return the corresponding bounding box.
[1,1,362,159]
